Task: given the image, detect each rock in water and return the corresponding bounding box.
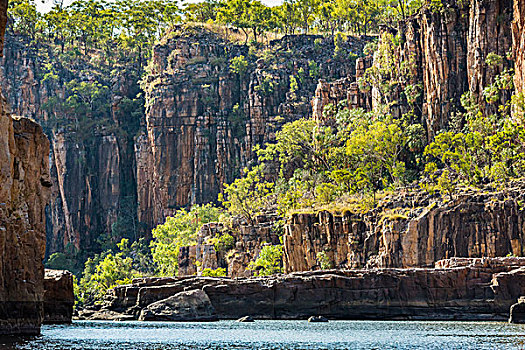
[308,316,328,323]
[237,316,255,322]
[44,270,74,324]
[138,289,217,321]
[509,297,525,323]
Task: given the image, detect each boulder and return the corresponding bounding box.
[308,316,328,322]
[509,297,525,323]
[138,289,217,321]
[43,269,74,324]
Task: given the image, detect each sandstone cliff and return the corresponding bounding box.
[284,183,525,272]
[137,26,364,228]
[362,0,517,138]
[1,26,365,255]
[0,112,51,334]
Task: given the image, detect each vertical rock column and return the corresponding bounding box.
[0,115,51,335]
[0,0,52,335]
[419,1,470,138]
[514,0,525,94]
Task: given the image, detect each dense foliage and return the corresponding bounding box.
[184,0,425,41]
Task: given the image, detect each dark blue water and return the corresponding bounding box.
[1,320,525,349]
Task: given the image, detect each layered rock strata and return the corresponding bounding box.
[43,269,74,324]
[284,183,525,272]
[335,0,520,139]
[84,257,525,321]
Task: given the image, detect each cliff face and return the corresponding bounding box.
[0,0,52,335]
[1,34,142,253]
[1,26,364,253]
[283,184,525,272]
[138,27,364,227]
[368,0,517,138]
[0,113,51,334]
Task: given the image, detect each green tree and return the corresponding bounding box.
[219,165,274,224]
[247,243,283,276]
[345,118,407,198]
[150,204,223,276]
[76,239,139,306]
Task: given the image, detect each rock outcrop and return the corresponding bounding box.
[0,1,53,335]
[0,113,51,335]
[509,296,525,323]
[83,257,525,321]
[178,212,282,278]
[284,184,525,272]
[139,289,217,321]
[43,269,74,324]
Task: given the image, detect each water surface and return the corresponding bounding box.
[2,320,525,349]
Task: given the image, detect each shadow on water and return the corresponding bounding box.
[0,335,42,350]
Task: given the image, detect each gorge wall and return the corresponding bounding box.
[2,0,525,262]
[137,27,364,228]
[283,183,525,272]
[0,113,51,335]
[1,25,365,254]
[0,0,52,335]
[1,33,142,254]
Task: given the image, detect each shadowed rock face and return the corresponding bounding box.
[43,269,74,324]
[85,258,525,321]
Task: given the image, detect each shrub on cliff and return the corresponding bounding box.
[247,243,283,276]
[219,165,274,224]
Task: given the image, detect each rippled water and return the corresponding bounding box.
[1,320,525,349]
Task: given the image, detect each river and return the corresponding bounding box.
[1,320,524,349]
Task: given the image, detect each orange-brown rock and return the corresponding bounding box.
[0,112,51,335]
[514,0,525,94]
[138,27,364,228]
[43,269,74,324]
[284,184,525,272]
[178,213,282,278]
[85,257,525,321]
